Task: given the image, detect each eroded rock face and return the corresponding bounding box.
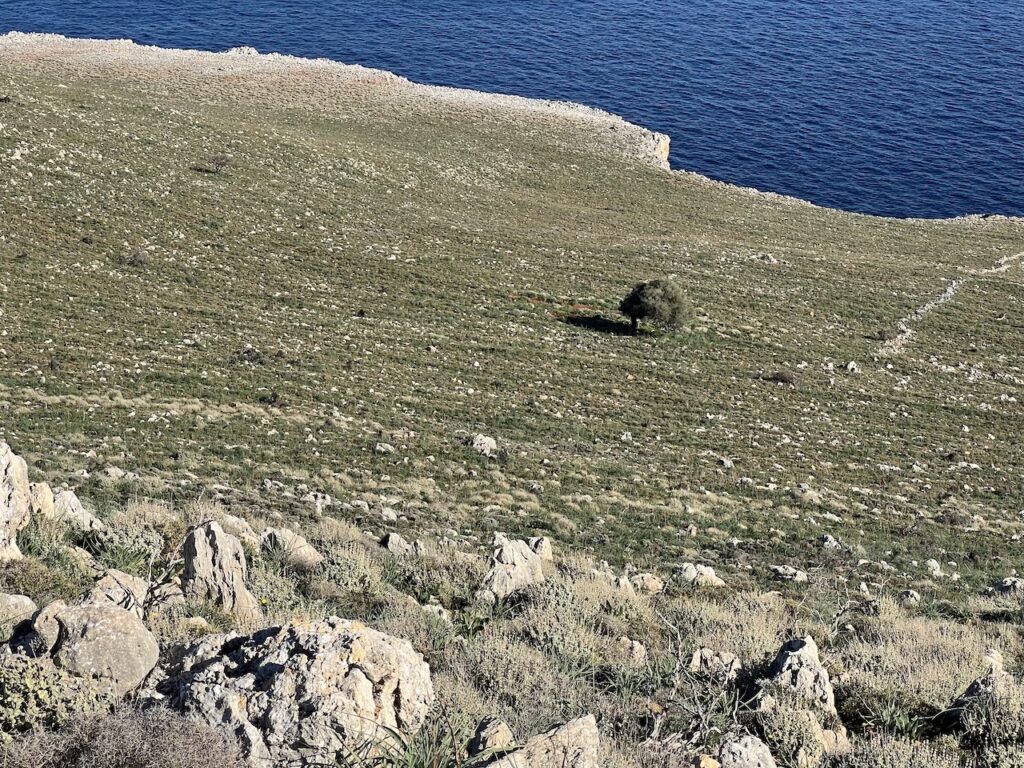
[768,636,836,714]
[0,442,32,560]
[169,617,434,766]
[261,526,325,572]
[86,569,149,617]
[482,534,545,600]
[720,736,778,768]
[488,715,600,768]
[182,521,261,623]
[0,593,36,639]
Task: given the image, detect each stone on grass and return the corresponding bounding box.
[769,636,836,714]
[679,562,725,587]
[469,434,499,458]
[488,715,600,768]
[482,534,545,600]
[169,617,433,766]
[381,531,414,557]
[261,526,325,571]
[771,565,808,583]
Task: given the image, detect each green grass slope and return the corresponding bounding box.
[2,35,1023,595]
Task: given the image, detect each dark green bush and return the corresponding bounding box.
[618,279,686,333]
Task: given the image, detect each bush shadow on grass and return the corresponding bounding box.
[563,314,635,336]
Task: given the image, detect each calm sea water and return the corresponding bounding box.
[2,0,1023,219]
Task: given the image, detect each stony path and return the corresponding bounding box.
[878,250,1024,356]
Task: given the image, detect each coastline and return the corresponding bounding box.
[1,31,1020,226]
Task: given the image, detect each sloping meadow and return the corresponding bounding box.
[2,35,1024,767]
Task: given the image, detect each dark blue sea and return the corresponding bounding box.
[2,0,1023,219]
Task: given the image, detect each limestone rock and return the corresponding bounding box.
[182,522,261,622]
[482,535,545,600]
[381,531,414,557]
[771,565,808,583]
[617,636,648,665]
[897,589,921,607]
[529,536,554,562]
[169,617,434,766]
[11,601,158,696]
[0,442,32,560]
[679,562,726,587]
[469,715,515,757]
[630,572,665,594]
[220,513,260,548]
[50,488,105,532]
[720,736,777,768]
[469,434,499,458]
[0,593,36,638]
[86,569,149,617]
[261,526,325,571]
[769,636,836,714]
[925,558,944,578]
[689,647,742,683]
[488,715,600,768]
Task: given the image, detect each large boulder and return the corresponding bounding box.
[261,526,325,572]
[168,617,434,766]
[487,715,600,768]
[482,534,545,601]
[11,601,158,696]
[768,636,836,715]
[720,736,778,768]
[0,442,32,560]
[182,521,262,623]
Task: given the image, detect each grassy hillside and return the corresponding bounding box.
[2,35,1024,767]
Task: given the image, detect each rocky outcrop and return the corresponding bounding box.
[487,715,600,768]
[11,601,158,696]
[482,534,545,600]
[182,521,262,623]
[720,736,777,768]
[0,442,32,560]
[529,536,554,562]
[768,636,836,714]
[261,526,325,571]
[168,617,433,766]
